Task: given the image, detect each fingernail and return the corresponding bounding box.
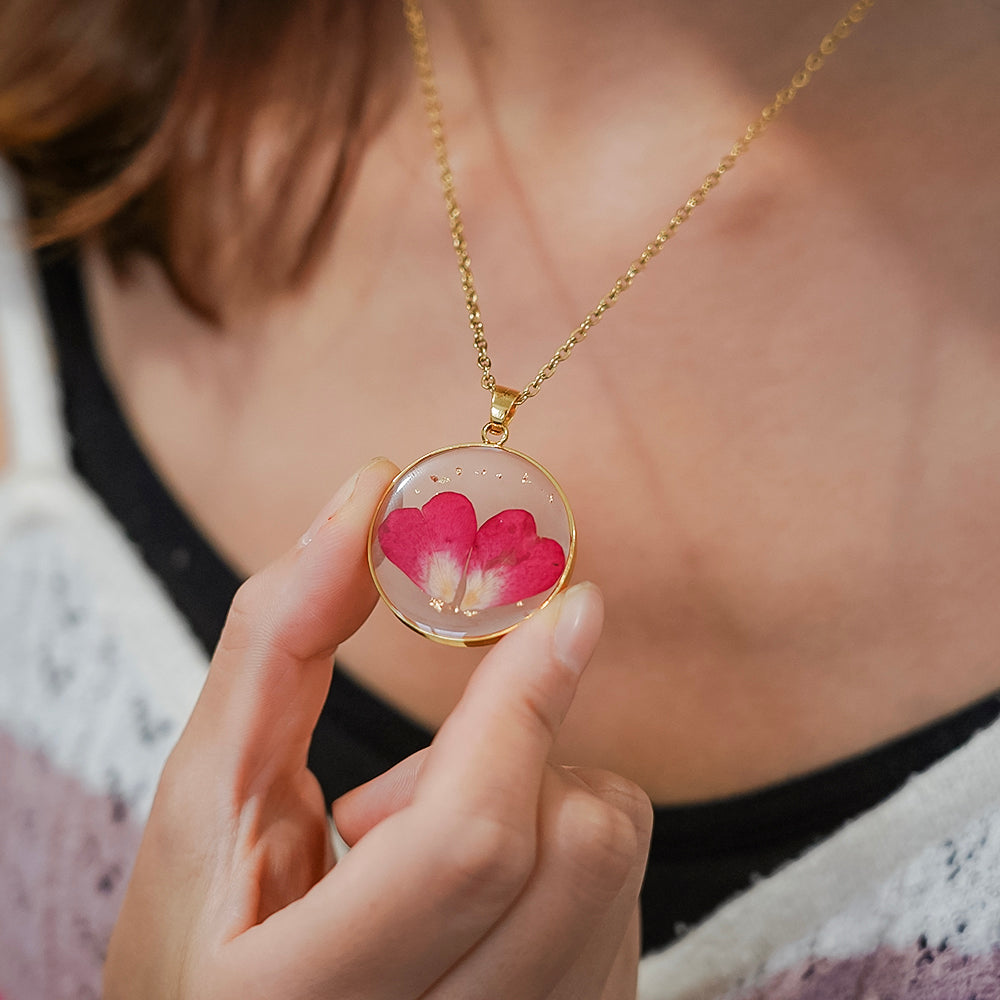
[300,459,384,546]
[552,583,604,675]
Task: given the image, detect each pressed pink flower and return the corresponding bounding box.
[376,492,477,605]
[378,491,566,611]
[460,509,566,611]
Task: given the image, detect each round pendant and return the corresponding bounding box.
[368,443,576,646]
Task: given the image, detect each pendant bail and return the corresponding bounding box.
[482,384,520,446]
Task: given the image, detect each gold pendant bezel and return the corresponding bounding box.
[368,442,576,647]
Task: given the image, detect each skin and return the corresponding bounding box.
[79,0,1000,802]
[101,460,652,998]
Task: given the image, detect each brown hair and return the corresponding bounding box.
[0,0,396,319]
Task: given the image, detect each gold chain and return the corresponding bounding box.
[403,0,876,409]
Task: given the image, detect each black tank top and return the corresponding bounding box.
[42,251,1000,954]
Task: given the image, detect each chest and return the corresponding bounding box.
[83,56,1000,798]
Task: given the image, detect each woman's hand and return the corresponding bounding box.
[103,458,653,1000]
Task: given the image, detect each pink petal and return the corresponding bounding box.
[378,492,478,602]
[460,509,566,611]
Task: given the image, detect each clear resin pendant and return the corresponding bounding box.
[368,442,576,646]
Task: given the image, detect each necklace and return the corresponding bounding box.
[368,0,877,646]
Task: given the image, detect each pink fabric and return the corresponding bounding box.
[0,729,142,1000]
[736,946,1000,1000]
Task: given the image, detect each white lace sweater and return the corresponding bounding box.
[2,167,999,1000]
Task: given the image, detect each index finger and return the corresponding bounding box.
[219,583,604,999]
[415,582,604,822]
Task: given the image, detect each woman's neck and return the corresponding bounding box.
[426,0,865,136]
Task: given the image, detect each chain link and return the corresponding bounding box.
[403,0,876,406]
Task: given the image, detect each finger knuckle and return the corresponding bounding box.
[567,767,655,849]
[155,748,182,799]
[443,812,535,904]
[145,763,207,862]
[512,670,568,746]
[594,773,655,845]
[558,796,641,899]
[218,575,269,655]
[154,746,195,821]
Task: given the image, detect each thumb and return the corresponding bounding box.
[177,457,397,786]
